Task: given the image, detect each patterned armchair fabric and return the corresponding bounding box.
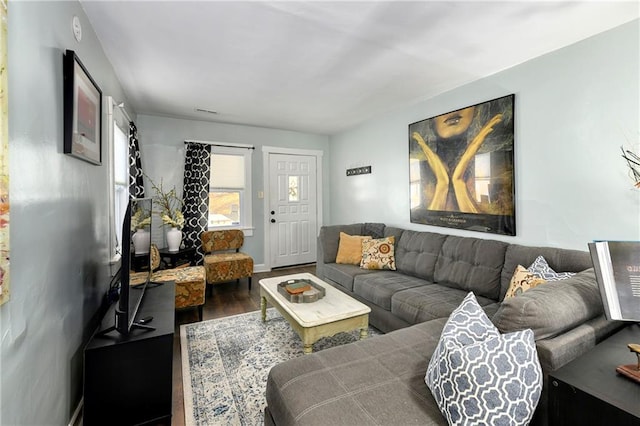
[201,229,245,252]
[149,244,206,320]
[201,230,254,290]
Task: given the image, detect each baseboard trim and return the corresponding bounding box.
[254,264,270,273]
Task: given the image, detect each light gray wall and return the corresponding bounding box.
[135,115,330,266]
[329,20,640,250]
[1,2,131,424]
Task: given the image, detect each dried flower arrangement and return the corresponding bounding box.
[621,146,640,189]
[147,176,185,229]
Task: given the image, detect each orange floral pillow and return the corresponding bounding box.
[336,232,371,265]
[505,265,546,299]
[360,236,396,270]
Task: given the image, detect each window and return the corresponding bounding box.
[113,124,129,250]
[107,96,130,269]
[208,145,253,235]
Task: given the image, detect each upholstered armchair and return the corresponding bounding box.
[201,229,254,291]
[149,244,206,321]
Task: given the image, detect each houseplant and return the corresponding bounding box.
[148,177,185,252]
[621,146,640,189]
[131,205,152,254]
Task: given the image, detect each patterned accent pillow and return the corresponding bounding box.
[425,292,543,426]
[528,256,576,281]
[505,265,546,299]
[335,232,371,265]
[360,236,396,270]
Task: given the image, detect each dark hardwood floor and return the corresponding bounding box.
[171,264,316,426]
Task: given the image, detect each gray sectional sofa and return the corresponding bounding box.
[265,223,623,425]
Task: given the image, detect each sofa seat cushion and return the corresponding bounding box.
[353,272,428,311]
[322,263,377,292]
[434,235,508,300]
[265,318,448,425]
[391,284,499,325]
[492,269,604,340]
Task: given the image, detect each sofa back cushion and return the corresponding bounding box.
[318,224,364,263]
[434,235,508,300]
[383,226,405,242]
[394,230,447,281]
[500,244,592,301]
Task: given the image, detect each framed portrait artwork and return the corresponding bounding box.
[63,49,102,165]
[408,94,516,236]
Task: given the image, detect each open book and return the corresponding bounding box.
[588,241,640,321]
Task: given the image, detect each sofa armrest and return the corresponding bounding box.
[492,269,605,340]
[535,315,623,372]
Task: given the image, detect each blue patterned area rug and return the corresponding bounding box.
[180,307,380,426]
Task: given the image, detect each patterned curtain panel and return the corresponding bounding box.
[129,121,145,198]
[182,142,211,264]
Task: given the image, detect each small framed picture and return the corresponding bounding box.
[63,49,102,165]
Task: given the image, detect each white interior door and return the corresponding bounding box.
[269,153,317,268]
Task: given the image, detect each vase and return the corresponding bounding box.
[166,227,182,252]
[132,229,150,254]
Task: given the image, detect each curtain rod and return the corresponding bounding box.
[184,140,255,150]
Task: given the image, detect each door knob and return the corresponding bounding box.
[271,211,275,215]
[271,219,276,223]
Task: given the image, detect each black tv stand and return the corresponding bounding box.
[83,282,174,425]
[94,322,156,339]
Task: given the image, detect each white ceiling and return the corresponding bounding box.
[80,1,639,135]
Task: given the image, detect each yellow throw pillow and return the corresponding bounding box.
[505,265,546,299]
[335,232,371,265]
[360,236,396,270]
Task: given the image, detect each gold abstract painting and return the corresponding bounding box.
[409,95,515,236]
[0,1,9,305]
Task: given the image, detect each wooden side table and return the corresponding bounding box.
[132,252,150,272]
[548,323,640,425]
[158,246,197,269]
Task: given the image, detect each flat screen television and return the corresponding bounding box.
[101,197,154,336]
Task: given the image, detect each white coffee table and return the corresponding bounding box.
[259,272,371,354]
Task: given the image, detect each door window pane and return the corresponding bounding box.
[288,176,299,201]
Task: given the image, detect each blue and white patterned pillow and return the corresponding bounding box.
[425,292,543,426]
[528,255,576,281]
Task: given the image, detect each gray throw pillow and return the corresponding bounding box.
[363,222,385,239]
[528,255,576,281]
[426,292,542,426]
